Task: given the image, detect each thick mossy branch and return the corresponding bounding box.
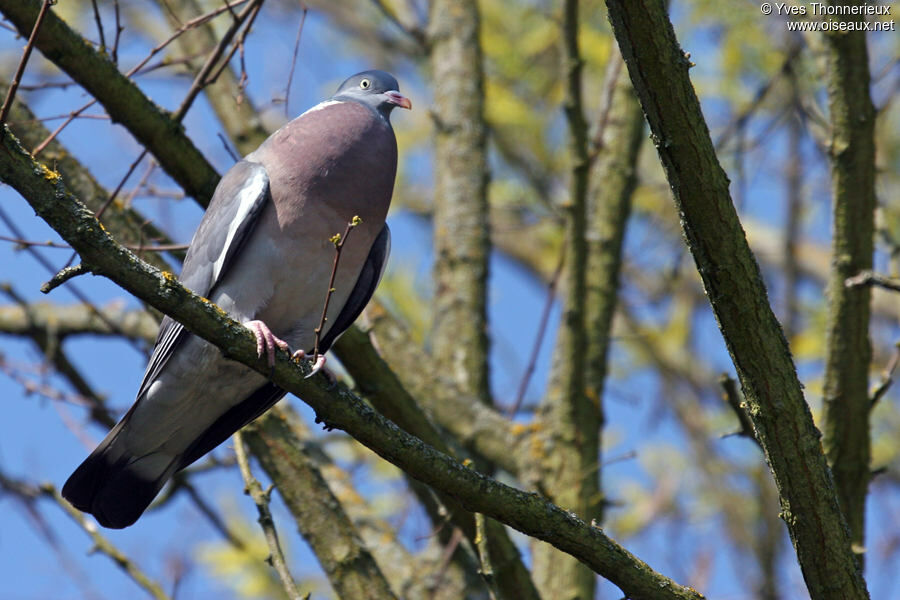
[2,126,703,600]
[0,0,219,205]
[604,1,868,598]
[820,0,877,559]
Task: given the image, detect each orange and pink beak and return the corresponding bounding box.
[384,90,412,110]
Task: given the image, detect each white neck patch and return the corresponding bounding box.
[299,99,343,117]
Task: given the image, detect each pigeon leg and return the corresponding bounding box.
[245,320,290,367]
[306,354,328,379]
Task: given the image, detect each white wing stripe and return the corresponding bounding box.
[211,169,268,282]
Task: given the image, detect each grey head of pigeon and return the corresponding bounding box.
[330,70,413,119]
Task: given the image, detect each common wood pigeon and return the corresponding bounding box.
[62,70,411,528]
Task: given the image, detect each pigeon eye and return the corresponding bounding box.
[360,79,371,89]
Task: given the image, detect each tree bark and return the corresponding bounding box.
[428,0,492,405]
[532,2,596,597]
[820,0,876,562]
[604,1,869,597]
[584,49,645,526]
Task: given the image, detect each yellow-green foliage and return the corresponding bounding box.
[196,508,315,599]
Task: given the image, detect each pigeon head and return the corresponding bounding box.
[332,70,412,119]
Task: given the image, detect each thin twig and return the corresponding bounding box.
[41,263,89,294]
[40,484,172,600]
[311,216,362,362]
[0,235,188,253]
[233,431,304,600]
[719,374,761,448]
[474,512,500,600]
[30,112,109,123]
[283,4,308,118]
[90,0,106,51]
[870,341,900,408]
[31,0,252,154]
[99,149,149,221]
[845,270,900,293]
[715,43,803,151]
[588,55,624,159]
[201,1,263,93]
[0,0,55,127]
[1,284,117,427]
[433,525,464,591]
[0,355,96,411]
[507,246,565,417]
[111,0,122,64]
[32,99,95,156]
[217,132,240,163]
[173,0,263,123]
[17,80,77,91]
[0,234,69,249]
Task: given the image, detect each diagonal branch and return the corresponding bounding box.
[233,430,305,600]
[41,484,171,600]
[604,1,869,598]
[2,125,704,600]
[240,418,396,600]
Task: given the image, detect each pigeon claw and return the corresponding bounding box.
[245,320,290,368]
[305,354,328,379]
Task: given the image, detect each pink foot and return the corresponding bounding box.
[306,354,328,379]
[244,320,289,367]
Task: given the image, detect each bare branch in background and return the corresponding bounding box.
[234,430,304,600]
[42,485,172,600]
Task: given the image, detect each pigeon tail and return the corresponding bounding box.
[62,419,179,529]
[62,382,287,528]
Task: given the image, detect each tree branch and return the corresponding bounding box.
[340,304,525,477]
[604,1,869,597]
[820,0,877,561]
[233,430,305,600]
[532,1,594,596]
[41,484,171,600]
[583,47,645,526]
[428,0,493,406]
[333,323,540,600]
[157,0,269,156]
[0,81,179,270]
[241,416,396,600]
